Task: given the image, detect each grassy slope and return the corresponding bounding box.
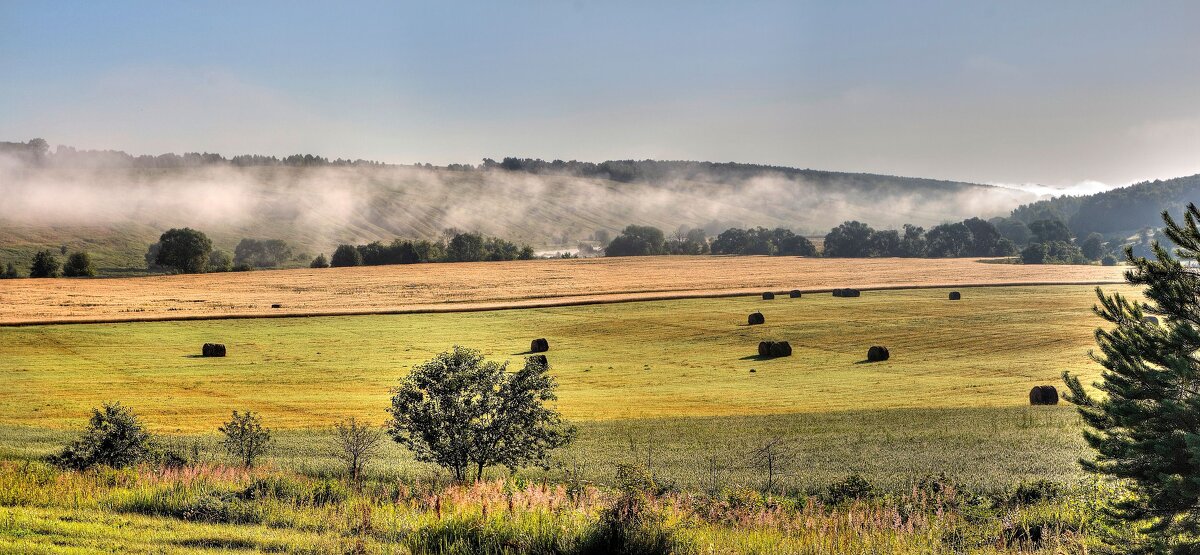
[0,284,1132,491]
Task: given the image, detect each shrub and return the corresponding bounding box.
[310,253,329,268]
[207,250,233,272]
[219,411,272,468]
[823,474,876,504]
[29,250,61,278]
[1102,254,1117,266]
[50,403,154,470]
[62,251,96,277]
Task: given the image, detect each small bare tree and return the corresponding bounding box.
[748,437,790,494]
[332,417,385,482]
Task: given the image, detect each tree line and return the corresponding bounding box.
[0,138,384,168]
[327,232,535,268]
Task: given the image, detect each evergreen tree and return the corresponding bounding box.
[1063,203,1200,551]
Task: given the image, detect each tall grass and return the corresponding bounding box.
[0,460,1136,554]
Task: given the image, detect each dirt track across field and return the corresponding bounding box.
[0,256,1125,325]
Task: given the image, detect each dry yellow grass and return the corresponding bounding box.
[0,255,1124,325]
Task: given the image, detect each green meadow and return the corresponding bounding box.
[0,284,1134,493]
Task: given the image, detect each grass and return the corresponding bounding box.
[0,284,1133,430]
[0,461,1126,554]
[0,255,1123,324]
[0,284,1138,493]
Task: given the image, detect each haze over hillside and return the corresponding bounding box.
[0,141,1041,271]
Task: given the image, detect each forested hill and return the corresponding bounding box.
[1010,174,1200,236]
[480,157,989,193]
[0,139,1035,273]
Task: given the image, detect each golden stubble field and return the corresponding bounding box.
[0,256,1124,324]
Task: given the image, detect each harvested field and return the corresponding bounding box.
[0,284,1135,431]
[0,256,1123,325]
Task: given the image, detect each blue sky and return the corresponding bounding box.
[2,1,1199,186]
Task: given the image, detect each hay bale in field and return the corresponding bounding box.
[1029,385,1059,405]
[789,290,802,298]
[1143,316,1159,325]
[757,341,792,358]
[762,292,775,300]
[866,345,889,362]
[832,288,861,298]
[948,291,961,301]
[271,303,283,309]
[201,343,226,357]
[528,354,549,367]
[530,338,550,353]
[748,312,765,325]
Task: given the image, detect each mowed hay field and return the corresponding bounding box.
[0,284,1137,490]
[0,255,1124,324]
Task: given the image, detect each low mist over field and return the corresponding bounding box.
[0,147,1037,267]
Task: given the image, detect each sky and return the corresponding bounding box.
[2,1,1199,189]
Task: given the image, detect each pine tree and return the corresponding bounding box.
[1063,203,1200,551]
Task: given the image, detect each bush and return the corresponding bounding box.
[29,250,61,278]
[62,251,96,277]
[580,464,683,554]
[823,474,876,504]
[1102,254,1117,266]
[219,411,272,468]
[207,250,233,272]
[50,403,154,470]
[310,253,329,268]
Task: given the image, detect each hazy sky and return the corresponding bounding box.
[2,1,1199,188]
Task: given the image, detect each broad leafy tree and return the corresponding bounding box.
[330,244,362,267]
[605,225,666,257]
[29,249,61,278]
[154,228,213,273]
[387,347,575,481]
[62,251,96,277]
[1064,203,1200,551]
[823,221,874,257]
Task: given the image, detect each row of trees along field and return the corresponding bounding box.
[0,246,96,279]
[600,215,1121,264]
[141,228,537,275]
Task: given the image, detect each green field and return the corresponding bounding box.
[0,284,1134,493]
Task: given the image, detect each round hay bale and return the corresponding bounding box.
[762,292,775,300]
[202,343,226,357]
[789,290,802,298]
[530,338,550,353]
[528,354,549,367]
[948,291,961,301]
[1029,385,1059,405]
[1143,316,1159,325]
[833,288,861,298]
[769,341,792,357]
[748,312,765,325]
[758,341,773,357]
[866,345,889,362]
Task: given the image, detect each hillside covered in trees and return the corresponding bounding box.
[1009,173,1200,236]
[0,140,1036,274]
